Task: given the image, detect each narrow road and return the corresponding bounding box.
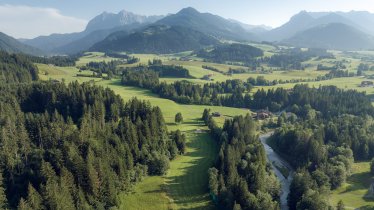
[260,133,294,210]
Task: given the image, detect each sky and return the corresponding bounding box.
[1,0,374,39]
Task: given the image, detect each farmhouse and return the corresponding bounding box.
[361,81,374,87]
[254,110,272,120]
[202,75,213,81]
[212,112,221,117]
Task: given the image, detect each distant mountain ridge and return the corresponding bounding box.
[85,10,164,32]
[22,10,163,54]
[261,10,374,50]
[284,23,374,50]
[155,7,258,41]
[264,10,374,41]
[90,25,219,54]
[17,8,374,54]
[0,32,43,55]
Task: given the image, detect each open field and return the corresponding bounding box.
[76,52,119,66]
[37,63,102,83]
[330,162,374,209]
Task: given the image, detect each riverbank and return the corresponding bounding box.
[260,133,294,210]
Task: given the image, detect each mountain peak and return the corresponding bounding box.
[290,11,314,21]
[178,7,199,15]
[85,10,163,33]
[118,10,135,16]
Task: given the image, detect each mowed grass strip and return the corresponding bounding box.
[164,132,217,209]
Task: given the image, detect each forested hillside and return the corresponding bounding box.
[0,51,39,83]
[91,25,218,54]
[196,43,264,63]
[0,52,185,209]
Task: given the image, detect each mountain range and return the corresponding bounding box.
[0,32,43,55]
[2,8,374,55]
[264,11,374,49]
[91,25,219,54]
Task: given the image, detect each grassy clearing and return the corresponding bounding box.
[121,126,217,210]
[252,76,374,96]
[118,176,174,210]
[76,52,119,66]
[37,63,102,83]
[330,162,374,209]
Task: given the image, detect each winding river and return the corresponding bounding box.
[260,133,294,210]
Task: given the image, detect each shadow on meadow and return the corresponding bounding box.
[163,130,218,210]
[341,171,372,194]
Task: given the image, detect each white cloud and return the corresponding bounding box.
[0,4,88,39]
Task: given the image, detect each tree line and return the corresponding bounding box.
[0,51,39,83]
[121,67,374,116]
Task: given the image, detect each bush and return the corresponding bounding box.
[148,154,170,175]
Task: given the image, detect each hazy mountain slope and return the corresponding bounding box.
[0,32,43,55]
[90,25,219,54]
[85,10,163,32]
[22,10,162,54]
[228,19,272,34]
[22,32,85,53]
[264,11,367,41]
[284,23,374,50]
[263,11,315,41]
[337,11,374,35]
[53,23,147,54]
[155,7,257,41]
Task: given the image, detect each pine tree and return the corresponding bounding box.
[175,112,183,124]
[26,184,43,210]
[233,201,242,210]
[17,198,30,210]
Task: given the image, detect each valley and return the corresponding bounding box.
[2,3,374,210]
[36,47,374,209]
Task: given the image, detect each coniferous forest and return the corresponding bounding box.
[203,111,281,210]
[0,51,186,209]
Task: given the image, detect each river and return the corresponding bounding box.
[260,133,294,210]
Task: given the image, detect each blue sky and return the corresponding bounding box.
[1,0,374,38]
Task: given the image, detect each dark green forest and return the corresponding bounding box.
[203,110,280,210]
[0,51,39,83]
[0,51,186,209]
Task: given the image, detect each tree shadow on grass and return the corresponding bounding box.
[341,172,372,194]
[357,205,374,210]
[163,131,218,210]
